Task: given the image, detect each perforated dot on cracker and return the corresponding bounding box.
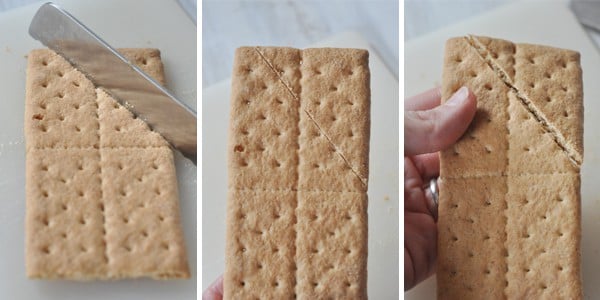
[225,47,370,299]
[439,36,582,298]
[24,48,190,280]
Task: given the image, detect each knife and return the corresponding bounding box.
[29,2,197,163]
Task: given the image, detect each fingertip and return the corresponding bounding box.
[404,86,479,155]
[462,87,478,122]
[443,86,477,119]
[429,87,478,150]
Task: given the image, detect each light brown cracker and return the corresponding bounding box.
[228,47,301,190]
[97,89,168,148]
[437,177,507,299]
[298,117,365,192]
[440,37,509,178]
[118,48,166,86]
[439,36,582,298]
[505,174,580,299]
[24,48,189,279]
[467,35,583,164]
[255,46,302,96]
[300,48,370,187]
[296,191,368,299]
[471,35,584,169]
[25,49,99,149]
[511,43,583,163]
[507,91,578,174]
[25,149,106,278]
[100,148,188,278]
[225,47,370,299]
[225,189,297,299]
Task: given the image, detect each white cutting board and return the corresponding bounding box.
[405,0,600,298]
[202,32,399,299]
[0,1,197,299]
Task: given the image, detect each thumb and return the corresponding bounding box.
[404,87,477,156]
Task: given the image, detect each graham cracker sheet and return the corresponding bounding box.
[24,48,190,279]
[438,35,583,299]
[225,46,370,299]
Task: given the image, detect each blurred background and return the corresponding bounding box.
[405,0,515,42]
[0,0,197,22]
[202,0,398,86]
[0,0,38,10]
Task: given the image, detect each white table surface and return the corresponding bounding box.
[405,0,600,46]
[202,0,399,86]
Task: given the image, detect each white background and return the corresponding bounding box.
[202,0,398,86]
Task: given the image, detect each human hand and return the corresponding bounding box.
[203,275,224,300]
[404,86,477,290]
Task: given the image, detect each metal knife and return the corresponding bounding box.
[29,2,197,163]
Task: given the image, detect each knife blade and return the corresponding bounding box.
[29,2,197,163]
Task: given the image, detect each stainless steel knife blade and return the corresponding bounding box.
[29,2,197,163]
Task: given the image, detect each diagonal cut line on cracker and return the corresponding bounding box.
[464,35,581,167]
[253,47,368,188]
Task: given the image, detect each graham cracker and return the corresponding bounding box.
[296,191,368,299]
[439,36,582,298]
[437,177,507,299]
[24,48,190,279]
[225,189,297,299]
[505,174,581,299]
[225,47,370,299]
[439,37,510,178]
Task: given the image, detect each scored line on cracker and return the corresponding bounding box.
[442,171,576,179]
[94,89,109,266]
[253,47,368,188]
[464,35,581,166]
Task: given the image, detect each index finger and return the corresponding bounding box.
[405,87,441,111]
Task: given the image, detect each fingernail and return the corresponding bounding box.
[446,86,468,106]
